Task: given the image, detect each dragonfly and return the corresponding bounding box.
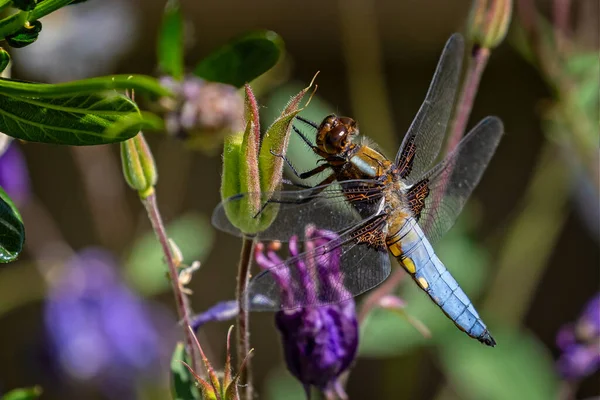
[212,33,503,346]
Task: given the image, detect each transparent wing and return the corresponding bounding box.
[410,116,504,244]
[212,179,386,241]
[395,33,464,183]
[247,216,391,310]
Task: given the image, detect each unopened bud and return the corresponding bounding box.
[120,133,157,199]
[468,0,513,49]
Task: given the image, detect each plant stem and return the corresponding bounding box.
[142,192,197,372]
[357,265,406,324]
[444,45,490,155]
[0,74,172,98]
[236,237,254,400]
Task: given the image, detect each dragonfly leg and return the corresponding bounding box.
[292,125,316,149]
[269,149,330,180]
[253,174,337,218]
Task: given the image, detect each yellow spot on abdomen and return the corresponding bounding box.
[403,257,416,274]
[388,241,403,257]
[417,277,429,290]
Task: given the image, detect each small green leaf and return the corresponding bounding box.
[0,187,24,263]
[194,30,283,88]
[5,21,42,48]
[124,213,214,296]
[171,342,202,400]
[440,329,559,400]
[0,91,143,145]
[1,386,42,400]
[158,0,184,79]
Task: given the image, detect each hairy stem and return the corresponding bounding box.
[237,237,254,400]
[142,193,197,371]
[444,45,490,155]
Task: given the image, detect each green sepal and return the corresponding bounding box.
[12,0,37,12]
[120,133,157,198]
[0,48,9,73]
[194,30,284,88]
[0,187,25,263]
[259,76,317,194]
[6,21,42,48]
[220,78,317,235]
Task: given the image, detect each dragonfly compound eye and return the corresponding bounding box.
[324,125,348,154]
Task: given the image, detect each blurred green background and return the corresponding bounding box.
[0,0,598,399]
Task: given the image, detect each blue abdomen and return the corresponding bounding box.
[389,219,496,346]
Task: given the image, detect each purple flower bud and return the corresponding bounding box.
[255,226,358,398]
[556,293,600,380]
[45,248,176,397]
[0,142,30,207]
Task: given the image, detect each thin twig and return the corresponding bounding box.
[142,192,197,372]
[357,265,406,324]
[444,45,490,155]
[236,237,255,400]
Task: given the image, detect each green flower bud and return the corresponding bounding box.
[12,0,37,12]
[120,133,157,199]
[220,77,316,234]
[468,0,513,49]
[5,21,42,49]
[0,48,10,73]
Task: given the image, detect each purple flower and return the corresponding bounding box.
[45,248,176,398]
[556,293,600,380]
[0,142,30,206]
[255,225,358,399]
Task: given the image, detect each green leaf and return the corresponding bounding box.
[359,215,490,357]
[194,30,284,88]
[158,0,184,79]
[5,21,42,49]
[171,342,201,400]
[0,187,24,263]
[439,329,559,400]
[124,213,214,296]
[1,386,42,400]
[0,91,143,145]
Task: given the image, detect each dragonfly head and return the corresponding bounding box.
[316,114,358,155]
